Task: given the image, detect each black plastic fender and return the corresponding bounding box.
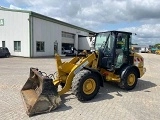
[83,67,104,87]
[121,65,140,79]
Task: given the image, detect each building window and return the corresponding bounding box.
[62,32,75,39]
[14,41,21,51]
[36,41,45,52]
[0,19,4,26]
[2,41,5,47]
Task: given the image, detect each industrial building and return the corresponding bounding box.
[0,7,94,57]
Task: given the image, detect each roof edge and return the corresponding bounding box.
[30,11,95,33]
[0,6,31,14]
[0,6,95,34]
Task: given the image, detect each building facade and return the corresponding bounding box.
[0,8,94,57]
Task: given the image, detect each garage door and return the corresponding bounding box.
[62,32,75,43]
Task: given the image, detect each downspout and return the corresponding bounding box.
[29,12,33,57]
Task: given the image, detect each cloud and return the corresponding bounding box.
[9,4,22,10]
[126,0,160,21]
[6,0,160,26]
[5,0,160,45]
[120,24,160,45]
[121,24,160,38]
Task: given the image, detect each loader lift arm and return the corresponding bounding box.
[53,52,101,95]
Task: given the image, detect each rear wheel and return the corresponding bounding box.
[5,53,10,58]
[119,68,138,90]
[72,70,100,101]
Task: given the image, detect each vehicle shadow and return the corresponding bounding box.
[84,78,157,103]
[53,104,72,112]
[51,93,74,112]
[131,79,157,92]
[101,78,157,94]
[58,88,115,105]
[53,78,157,111]
[102,78,157,92]
[84,88,115,103]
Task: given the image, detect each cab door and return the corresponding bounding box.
[114,32,132,68]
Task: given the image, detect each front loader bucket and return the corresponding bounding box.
[21,68,61,117]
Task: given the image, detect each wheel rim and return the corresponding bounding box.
[83,78,96,95]
[127,74,135,86]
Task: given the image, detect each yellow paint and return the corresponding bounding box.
[55,53,97,95]
[127,73,135,86]
[138,67,146,77]
[83,78,96,95]
[155,50,160,55]
[53,51,146,96]
[100,69,120,82]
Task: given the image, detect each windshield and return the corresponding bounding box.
[95,32,115,55]
[95,32,110,50]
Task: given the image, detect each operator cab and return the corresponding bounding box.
[95,31,133,71]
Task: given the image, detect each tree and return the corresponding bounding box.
[154,43,160,49]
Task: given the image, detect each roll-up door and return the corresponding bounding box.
[62,31,75,43]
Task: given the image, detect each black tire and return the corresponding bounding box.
[5,54,10,58]
[72,70,100,101]
[119,68,138,90]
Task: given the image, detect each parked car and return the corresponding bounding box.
[61,47,72,54]
[0,47,11,58]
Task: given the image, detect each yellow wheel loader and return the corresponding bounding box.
[155,49,160,55]
[21,31,146,116]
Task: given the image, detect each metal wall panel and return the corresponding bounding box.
[32,17,89,57]
[0,10,30,57]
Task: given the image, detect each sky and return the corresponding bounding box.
[0,0,160,45]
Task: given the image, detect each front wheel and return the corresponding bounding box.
[72,70,100,101]
[5,53,10,58]
[119,68,138,90]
